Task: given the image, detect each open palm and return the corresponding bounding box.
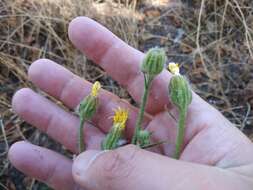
[9,17,253,190]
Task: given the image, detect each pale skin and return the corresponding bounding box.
[8,17,253,190]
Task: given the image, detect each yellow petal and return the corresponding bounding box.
[91,81,101,97]
[113,107,128,127]
[168,62,180,75]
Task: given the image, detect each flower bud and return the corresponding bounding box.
[138,130,151,147]
[78,81,101,120]
[141,47,166,76]
[102,108,128,150]
[169,75,192,110]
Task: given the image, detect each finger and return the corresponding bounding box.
[146,110,253,167]
[8,141,80,190]
[68,16,175,114]
[181,118,253,168]
[145,105,208,157]
[12,88,104,153]
[28,59,151,137]
[72,145,250,190]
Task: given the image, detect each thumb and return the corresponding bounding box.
[72,145,248,190]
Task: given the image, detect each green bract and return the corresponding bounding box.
[78,95,98,120]
[102,123,122,150]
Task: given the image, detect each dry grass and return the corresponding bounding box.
[0,0,252,189]
[139,0,253,128]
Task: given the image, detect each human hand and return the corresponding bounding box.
[8,17,253,190]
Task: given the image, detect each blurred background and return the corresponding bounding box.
[0,0,253,189]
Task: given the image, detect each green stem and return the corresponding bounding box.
[78,117,85,153]
[174,108,187,159]
[141,140,167,149]
[132,75,152,144]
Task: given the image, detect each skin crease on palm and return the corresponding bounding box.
[7,16,253,190]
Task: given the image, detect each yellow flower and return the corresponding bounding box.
[168,62,180,75]
[91,81,101,97]
[113,108,128,129]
